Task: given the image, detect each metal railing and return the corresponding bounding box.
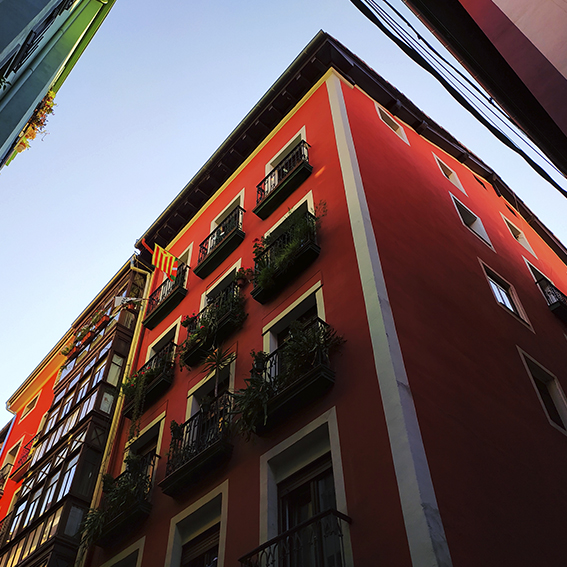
[12,435,38,474]
[101,450,158,523]
[197,206,245,265]
[165,392,232,477]
[239,509,351,567]
[253,212,317,277]
[145,262,189,318]
[0,509,14,547]
[136,341,176,383]
[186,282,242,334]
[0,464,12,493]
[536,278,567,309]
[254,318,330,394]
[256,141,310,206]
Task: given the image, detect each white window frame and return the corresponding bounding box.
[451,194,493,248]
[146,319,183,362]
[261,280,325,353]
[480,262,532,327]
[502,214,537,257]
[210,189,245,233]
[519,349,567,434]
[200,260,242,312]
[265,126,307,176]
[163,481,228,567]
[433,153,466,194]
[19,394,40,423]
[185,357,236,421]
[375,103,409,144]
[259,408,353,565]
[99,538,145,567]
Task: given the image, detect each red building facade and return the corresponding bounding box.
[84,33,567,567]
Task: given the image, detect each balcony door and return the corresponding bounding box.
[181,523,219,567]
[278,454,342,567]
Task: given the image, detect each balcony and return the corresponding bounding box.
[0,465,12,496]
[143,262,189,330]
[233,318,342,436]
[10,435,37,483]
[180,282,246,367]
[123,342,176,420]
[253,141,312,220]
[159,392,233,497]
[94,450,157,548]
[536,278,567,324]
[194,206,245,279]
[239,509,351,567]
[251,211,320,304]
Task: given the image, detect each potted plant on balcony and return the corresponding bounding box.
[235,267,254,288]
[232,320,343,437]
[253,202,326,293]
[79,453,152,551]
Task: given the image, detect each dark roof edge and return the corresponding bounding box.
[135,32,567,266]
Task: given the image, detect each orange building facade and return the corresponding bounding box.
[79,33,567,567]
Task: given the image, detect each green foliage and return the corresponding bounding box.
[232,320,343,438]
[253,202,326,290]
[79,453,151,552]
[179,291,246,370]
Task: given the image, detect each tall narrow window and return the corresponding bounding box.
[522,355,567,431]
[181,524,220,567]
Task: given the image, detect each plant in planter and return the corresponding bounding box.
[80,453,151,551]
[122,367,157,439]
[235,267,254,287]
[253,202,326,291]
[170,419,183,441]
[232,320,343,438]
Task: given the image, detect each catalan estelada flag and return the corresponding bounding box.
[141,239,178,281]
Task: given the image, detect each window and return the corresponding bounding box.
[57,454,79,500]
[181,524,219,567]
[375,103,409,144]
[278,454,336,532]
[20,395,39,421]
[38,471,60,516]
[502,216,536,256]
[521,354,567,431]
[106,354,125,387]
[451,195,492,247]
[434,154,466,194]
[482,265,527,321]
[258,416,352,566]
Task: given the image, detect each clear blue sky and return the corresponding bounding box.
[1,0,566,423]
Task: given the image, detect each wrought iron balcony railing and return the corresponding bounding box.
[145,262,189,321]
[251,212,319,304]
[10,435,38,482]
[165,392,232,479]
[96,450,158,547]
[239,509,351,567]
[181,282,245,367]
[123,342,176,419]
[536,278,567,323]
[256,141,311,208]
[258,318,330,391]
[247,317,338,434]
[194,206,245,279]
[0,464,12,493]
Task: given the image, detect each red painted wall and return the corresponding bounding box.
[0,361,60,518]
[343,79,567,566]
[91,81,412,567]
